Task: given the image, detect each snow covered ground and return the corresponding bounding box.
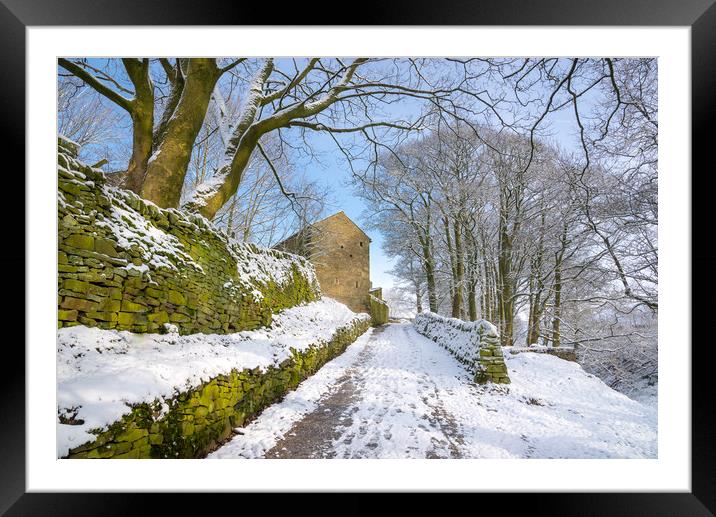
[56,297,369,458]
[210,323,657,459]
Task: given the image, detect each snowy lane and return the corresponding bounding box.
[209,323,657,459]
[327,324,470,458]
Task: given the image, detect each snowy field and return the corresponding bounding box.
[210,323,657,459]
[56,298,369,457]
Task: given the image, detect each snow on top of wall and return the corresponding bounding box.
[414,311,498,366]
[417,311,498,335]
[228,241,319,295]
[59,146,318,293]
[56,297,369,458]
[96,188,204,274]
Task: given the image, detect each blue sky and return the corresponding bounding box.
[302,108,585,292]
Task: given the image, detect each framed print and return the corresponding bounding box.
[4,0,713,514]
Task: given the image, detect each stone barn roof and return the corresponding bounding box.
[273,211,371,249]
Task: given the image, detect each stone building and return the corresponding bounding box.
[274,211,388,322]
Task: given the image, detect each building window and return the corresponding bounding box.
[359,241,363,247]
[355,281,359,288]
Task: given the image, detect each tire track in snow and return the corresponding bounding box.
[263,328,384,458]
[253,323,471,459]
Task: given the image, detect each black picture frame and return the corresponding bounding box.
[4,0,712,514]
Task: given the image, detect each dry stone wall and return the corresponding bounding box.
[57,136,320,334]
[507,346,577,362]
[369,294,389,326]
[63,316,371,459]
[413,312,510,384]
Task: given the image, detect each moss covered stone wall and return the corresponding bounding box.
[369,294,389,326]
[57,137,320,334]
[63,316,371,459]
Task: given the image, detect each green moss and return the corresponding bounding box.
[58,309,78,321]
[168,290,186,305]
[169,312,190,323]
[116,427,148,443]
[60,297,98,312]
[145,287,164,299]
[94,238,119,257]
[63,278,91,294]
[66,234,94,251]
[369,296,389,326]
[117,312,137,325]
[98,299,121,312]
[147,311,169,324]
[85,311,118,322]
[120,300,146,313]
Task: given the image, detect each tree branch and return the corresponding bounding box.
[58,58,133,112]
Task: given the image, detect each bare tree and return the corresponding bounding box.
[59,58,506,220]
[57,76,127,169]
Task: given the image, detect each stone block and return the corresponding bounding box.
[94,238,119,257]
[63,278,91,294]
[168,290,186,306]
[87,446,115,459]
[147,311,169,324]
[66,234,95,251]
[60,297,98,312]
[121,300,147,313]
[170,312,191,323]
[145,287,164,299]
[86,311,118,322]
[116,426,148,443]
[117,312,136,326]
[57,309,78,321]
[98,298,121,312]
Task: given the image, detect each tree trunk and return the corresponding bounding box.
[415,286,423,313]
[410,259,424,314]
[480,237,494,321]
[443,217,458,318]
[191,59,276,219]
[420,237,438,313]
[195,128,261,219]
[140,58,221,209]
[120,59,154,195]
[526,211,546,345]
[498,210,514,346]
[551,223,568,348]
[527,291,542,346]
[467,277,477,321]
[453,219,465,319]
[225,195,238,240]
[153,59,187,149]
[122,100,154,194]
[552,260,562,348]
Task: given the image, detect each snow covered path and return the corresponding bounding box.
[209,323,657,459]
